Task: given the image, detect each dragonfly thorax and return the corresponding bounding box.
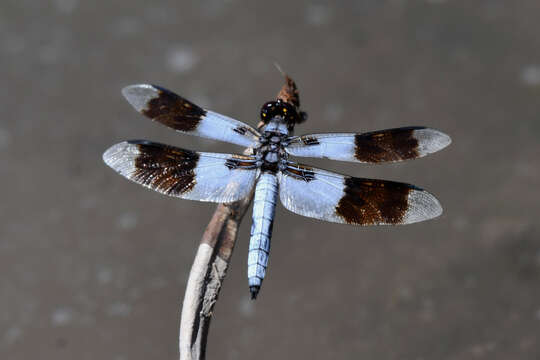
[260,118,289,135]
[254,119,290,173]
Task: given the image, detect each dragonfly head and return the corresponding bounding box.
[259,99,306,131]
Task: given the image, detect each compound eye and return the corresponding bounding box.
[283,103,295,117]
[261,101,280,120]
[261,101,278,121]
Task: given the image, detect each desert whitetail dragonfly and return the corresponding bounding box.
[103,77,451,299]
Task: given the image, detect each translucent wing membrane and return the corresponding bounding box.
[285,127,451,163]
[103,140,258,203]
[278,162,442,225]
[122,84,261,148]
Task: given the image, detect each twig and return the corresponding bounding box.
[178,195,253,360]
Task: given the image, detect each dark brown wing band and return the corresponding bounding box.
[141,85,206,132]
[127,140,199,196]
[336,177,417,225]
[354,127,423,163]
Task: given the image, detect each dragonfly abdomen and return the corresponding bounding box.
[248,172,278,299]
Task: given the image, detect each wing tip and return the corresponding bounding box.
[102,141,136,170]
[121,84,159,112]
[414,128,452,155]
[404,189,444,224]
[431,129,452,149]
[103,142,121,165]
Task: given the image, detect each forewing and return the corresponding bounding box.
[103,140,258,203]
[122,84,261,147]
[285,127,451,163]
[278,162,442,225]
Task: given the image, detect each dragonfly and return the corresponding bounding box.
[103,76,451,299]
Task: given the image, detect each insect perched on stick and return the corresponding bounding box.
[103,74,451,300]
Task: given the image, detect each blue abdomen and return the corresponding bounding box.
[248,172,278,299]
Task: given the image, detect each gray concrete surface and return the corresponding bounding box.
[1,1,540,359]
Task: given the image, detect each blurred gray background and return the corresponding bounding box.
[2,1,540,359]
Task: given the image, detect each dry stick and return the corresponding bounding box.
[179,194,253,360]
[178,73,301,360]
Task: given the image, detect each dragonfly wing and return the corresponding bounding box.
[103,140,258,203]
[122,84,261,148]
[285,127,451,163]
[278,162,442,225]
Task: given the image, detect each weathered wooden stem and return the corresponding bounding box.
[178,195,253,360]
